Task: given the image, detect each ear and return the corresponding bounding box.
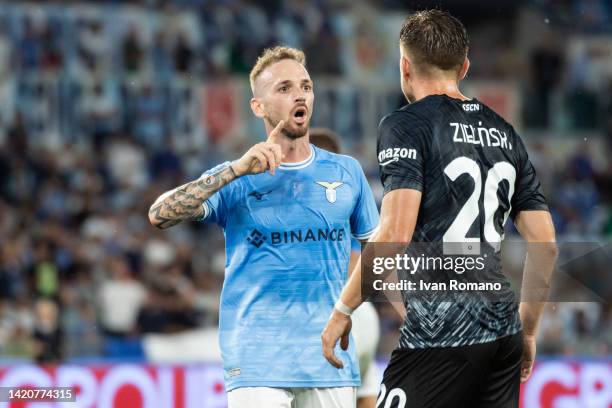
[458,57,470,80]
[250,97,265,118]
[400,55,411,81]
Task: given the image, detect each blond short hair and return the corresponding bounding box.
[249,46,306,94]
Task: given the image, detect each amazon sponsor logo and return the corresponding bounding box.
[378,147,417,166]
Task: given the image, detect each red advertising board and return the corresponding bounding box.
[0,364,227,408]
[0,360,610,407]
[520,360,612,408]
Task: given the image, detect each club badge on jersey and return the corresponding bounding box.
[316,181,344,203]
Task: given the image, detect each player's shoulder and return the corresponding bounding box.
[313,145,364,174]
[476,100,526,149]
[477,100,516,131]
[379,101,432,127]
[378,97,444,138]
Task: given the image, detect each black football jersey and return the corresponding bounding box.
[378,94,548,348]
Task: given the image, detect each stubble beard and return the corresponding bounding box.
[266,116,308,140]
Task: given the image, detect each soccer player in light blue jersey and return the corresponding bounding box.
[149,46,379,408]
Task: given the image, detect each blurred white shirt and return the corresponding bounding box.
[99,280,146,333]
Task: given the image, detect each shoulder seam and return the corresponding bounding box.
[381,103,436,126]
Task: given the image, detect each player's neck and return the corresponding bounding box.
[277,135,312,163]
[412,79,469,102]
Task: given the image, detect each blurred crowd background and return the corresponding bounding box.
[0,0,611,364]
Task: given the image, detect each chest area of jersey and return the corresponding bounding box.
[235,170,356,229]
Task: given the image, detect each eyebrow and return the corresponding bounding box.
[273,78,313,87]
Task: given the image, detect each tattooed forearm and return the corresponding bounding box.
[148,165,237,229]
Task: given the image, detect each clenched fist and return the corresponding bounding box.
[232,120,284,177]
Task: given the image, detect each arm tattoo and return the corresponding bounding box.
[149,164,237,229]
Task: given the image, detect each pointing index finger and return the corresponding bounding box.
[267,120,285,142]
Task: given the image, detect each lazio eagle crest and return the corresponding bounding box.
[315,181,344,203]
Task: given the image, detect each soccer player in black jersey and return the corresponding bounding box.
[321,10,558,408]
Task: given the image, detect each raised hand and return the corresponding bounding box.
[232,120,284,176]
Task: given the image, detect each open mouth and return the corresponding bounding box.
[293,107,308,124]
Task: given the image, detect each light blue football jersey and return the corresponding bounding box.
[200,145,379,391]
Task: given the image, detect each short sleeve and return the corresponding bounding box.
[350,159,380,241]
[377,112,427,194]
[510,137,549,219]
[197,161,233,227]
[350,237,361,253]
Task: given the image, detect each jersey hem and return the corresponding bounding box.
[398,326,522,350]
[225,379,360,392]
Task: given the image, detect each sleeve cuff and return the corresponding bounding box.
[353,225,379,241]
[197,201,211,221]
[383,177,423,195]
[510,203,549,219]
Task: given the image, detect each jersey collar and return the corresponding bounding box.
[279,144,315,170]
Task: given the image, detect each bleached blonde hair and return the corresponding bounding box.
[249,46,306,94]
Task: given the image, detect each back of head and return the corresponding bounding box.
[400,10,469,77]
[309,128,341,154]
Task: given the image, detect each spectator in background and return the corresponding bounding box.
[152,30,173,78]
[565,40,602,129]
[548,303,597,352]
[80,81,118,147]
[136,277,199,335]
[0,295,35,358]
[304,19,341,75]
[30,241,59,300]
[228,0,271,74]
[136,285,168,334]
[39,176,70,221]
[32,298,61,363]
[537,303,564,354]
[76,19,110,77]
[149,143,182,182]
[61,286,100,358]
[105,132,148,190]
[4,325,35,358]
[131,84,166,149]
[526,31,564,128]
[174,32,194,74]
[18,16,42,72]
[40,20,62,72]
[0,243,22,300]
[563,303,601,354]
[122,26,145,74]
[98,256,146,338]
[554,144,600,234]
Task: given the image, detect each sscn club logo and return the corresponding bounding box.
[247,229,266,248]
